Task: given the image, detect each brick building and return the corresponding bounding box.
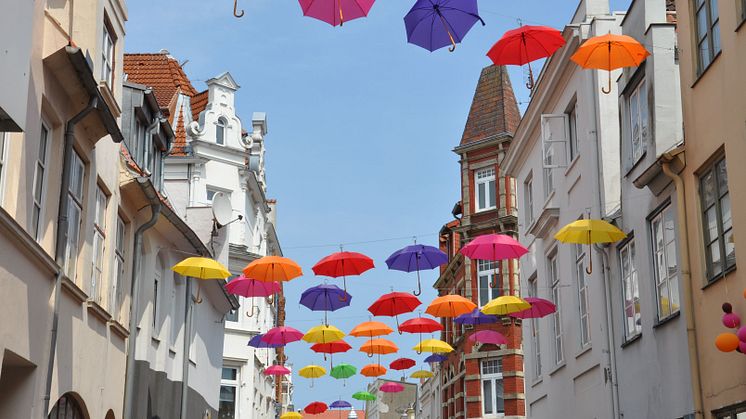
[435,65,524,419]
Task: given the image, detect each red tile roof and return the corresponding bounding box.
[191,90,209,122]
[460,65,521,146]
[171,107,189,156]
[123,52,198,109]
[300,410,365,419]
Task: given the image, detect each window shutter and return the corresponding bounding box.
[541,114,569,169]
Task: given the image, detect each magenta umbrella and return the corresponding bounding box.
[460,234,528,288]
[298,0,376,27]
[510,297,556,319]
[468,330,508,345]
[225,275,281,317]
[262,326,304,346]
[264,365,291,376]
[379,382,404,393]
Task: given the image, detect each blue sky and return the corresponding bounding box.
[125,0,631,411]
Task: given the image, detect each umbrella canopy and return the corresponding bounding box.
[411,370,434,379]
[386,244,448,295]
[299,365,327,379]
[481,296,531,316]
[248,334,283,348]
[243,256,303,283]
[304,402,328,415]
[298,0,376,27]
[424,354,447,363]
[555,219,626,273]
[313,251,374,294]
[571,33,650,93]
[404,0,485,52]
[360,364,387,377]
[509,297,557,319]
[311,340,352,354]
[454,308,498,325]
[389,357,416,371]
[426,294,477,318]
[226,275,280,297]
[468,330,508,345]
[329,400,353,409]
[262,326,304,346]
[300,284,352,311]
[486,25,566,89]
[413,339,454,354]
[281,413,302,419]
[171,257,231,279]
[349,321,394,338]
[264,365,291,376]
[379,382,405,393]
[399,317,443,334]
[460,234,528,260]
[360,338,398,355]
[303,325,346,344]
[330,363,357,379]
[352,391,376,401]
[368,292,422,328]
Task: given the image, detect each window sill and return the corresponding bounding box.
[564,155,581,177]
[151,334,161,344]
[169,346,177,356]
[653,311,680,329]
[548,361,565,376]
[530,377,543,388]
[575,344,592,359]
[620,333,641,348]
[737,16,746,33]
[691,51,722,88]
[624,151,647,178]
[474,207,498,215]
[702,264,738,290]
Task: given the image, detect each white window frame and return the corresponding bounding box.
[651,204,681,319]
[619,239,641,339]
[90,184,108,302]
[481,358,505,417]
[477,260,501,306]
[216,117,227,146]
[543,165,553,200]
[64,151,85,280]
[699,157,735,281]
[0,132,7,204]
[548,253,563,365]
[475,167,496,212]
[529,276,541,379]
[567,101,579,162]
[693,0,721,73]
[101,21,114,87]
[628,79,648,164]
[220,366,240,419]
[540,114,569,169]
[575,243,591,347]
[111,214,126,317]
[32,124,50,240]
[524,176,534,226]
[170,273,181,346]
[153,257,163,331]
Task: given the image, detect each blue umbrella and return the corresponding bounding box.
[404,0,485,52]
[454,308,499,325]
[300,284,352,325]
[424,354,447,363]
[386,244,447,296]
[330,400,352,409]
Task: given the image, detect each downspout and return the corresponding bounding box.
[661,161,703,419]
[595,243,621,419]
[43,96,97,417]
[180,277,194,419]
[123,177,162,419]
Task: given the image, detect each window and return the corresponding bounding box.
[475,167,496,212]
[64,151,85,280]
[216,117,227,145]
[111,215,126,316]
[133,119,146,167]
[619,240,641,339]
[567,101,579,161]
[575,243,591,347]
[543,165,553,200]
[170,274,182,346]
[206,188,218,203]
[481,359,504,417]
[32,124,50,240]
[714,402,746,418]
[90,185,108,302]
[101,21,114,87]
[529,276,541,379]
[48,393,85,419]
[477,260,501,306]
[693,0,720,72]
[700,157,735,280]
[650,205,681,319]
[541,114,569,169]
[524,177,534,226]
[0,132,6,203]
[153,258,162,330]
[219,366,239,419]
[548,253,563,364]
[628,79,648,163]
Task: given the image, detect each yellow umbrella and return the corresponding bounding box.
[555,219,626,273]
[299,364,327,388]
[171,257,231,303]
[481,295,531,316]
[281,412,302,419]
[413,339,454,354]
[411,370,434,379]
[302,325,346,344]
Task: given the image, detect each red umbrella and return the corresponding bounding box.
[486,25,566,89]
[509,297,556,319]
[311,340,352,368]
[399,316,443,349]
[313,251,374,296]
[368,292,422,329]
[304,401,329,415]
[389,357,416,371]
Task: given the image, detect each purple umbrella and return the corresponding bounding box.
[424,354,447,363]
[404,0,485,52]
[300,284,352,325]
[454,308,498,325]
[330,400,352,409]
[248,334,282,365]
[386,244,447,296]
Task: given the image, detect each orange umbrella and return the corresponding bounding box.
[570,33,650,94]
[243,256,303,283]
[425,294,477,318]
[349,321,394,338]
[360,338,398,356]
[360,364,387,377]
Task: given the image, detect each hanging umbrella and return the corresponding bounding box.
[460,234,528,288]
[426,294,477,318]
[226,275,281,317]
[454,308,498,325]
[359,338,398,362]
[360,364,387,377]
[313,251,374,296]
[509,297,556,319]
[248,333,282,365]
[243,255,303,283]
[486,25,566,89]
[303,325,346,344]
[399,316,443,352]
[413,339,454,353]
[262,326,304,346]
[404,0,485,52]
[304,402,328,415]
[349,321,394,338]
[299,365,327,388]
[424,354,447,363]
[368,292,422,329]
[411,369,434,379]
[330,400,353,409]
[298,0,376,27]
[571,33,650,94]
[555,219,626,273]
[330,363,357,386]
[386,243,447,296]
[281,413,302,419]
[264,365,291,376]
[352,391,376,401]
[171,257,231,303]
[389,357,416,371]
[469,330,508,345]
[481,295,531,316]
[311,340,352,368]
[379,382,405,393]
[300,284,352,324]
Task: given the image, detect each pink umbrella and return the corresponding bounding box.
[225,275,281,317]
[468,330,508,345]
[262,326,304,346]
[460,234,528,288]
[379,382,405,393]
[264,365,291,376]
[298,0,376,27]
[509,297,556,319]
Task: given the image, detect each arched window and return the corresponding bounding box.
[48,393,85,419]
[216,117,227,145]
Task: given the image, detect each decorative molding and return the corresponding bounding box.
[108,320,129,339]
[62,277,89,304]
[528,207,560,238]
[86,299,112,323]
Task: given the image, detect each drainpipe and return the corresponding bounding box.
[595,243,621,419]
[180,277,194,419]
[123,177,162,419]
[43,96,97,417]
[661,161,703,419]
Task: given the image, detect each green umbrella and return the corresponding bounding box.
[330,363,357,386]
[352,391,376,401]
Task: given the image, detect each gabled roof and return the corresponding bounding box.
[459,65,521,146]
[123,52,198,109]
[191,90,209,122]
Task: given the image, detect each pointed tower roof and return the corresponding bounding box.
[459,65,521,146]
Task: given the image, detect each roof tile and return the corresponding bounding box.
[460,65,521,145]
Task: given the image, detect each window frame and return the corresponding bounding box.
[64,150,86,280]
[713,401,746,418]
[153,257,163,331]
[101,18,115,88]
[219,366,240,419]
[524,176,534,226]
[480,358,505,417]
[548,252,564,365]
[32,123,51,240]
[619,239,642,340]
[528,275,541,379]
[111,214,126,317]
[699,157,735,281]
[693,0,721,74]
[216,117,227,146]
[475,167,497,212]
[575,243,591,347]
[650,203,681,320]
[627,78,648,165]
[90,184,108,302]
[567,100,579,162]
[477,259,501,306]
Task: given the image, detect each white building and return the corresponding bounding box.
[417,367,441,419]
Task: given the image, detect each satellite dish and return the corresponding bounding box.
[212,192,233,227]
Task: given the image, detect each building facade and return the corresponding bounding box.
[365,379,417,419]
[416,366,441,419]
[435,64,525,419]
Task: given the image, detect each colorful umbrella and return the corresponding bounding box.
[379,382,405,393]
[243,255,303,283]
[299,365,327,387]
[426,294,477,318]
[313,251,374,295]
[469,330,508,345]
[226,275,281,317]
[424,354,447,363]
[386,243,448,295]
[509,297,556,319]
[460,234,528,288]
[303,325,346,344]
[264,365,291,376]
[349,321,394,338]
[330,363,357,385]
[454,308,498,325]
[304,402,328,415]
[360,338,398,358]
[248,334,283,349]
[281,413,302,419]
[330,400,353,409]
[413,339,454,354]
[300,284,352,324]
[171,257,231,303]
[352,391,376,401]
[481,295,531,316]
[571,33,650,94]
[389,357,416,371]
[262,326,304,346]
[411,370,434,379]
[404,0,485,52]
[360,364,387,377]
[311,340,352,368]
[298,0,376,27]
[555,218,626,273]
[399,316,443,350]
[368,292,422,328]
[486,25,566,89]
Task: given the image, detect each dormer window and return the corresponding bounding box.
[475,167,496,212]
[216,117,227,145]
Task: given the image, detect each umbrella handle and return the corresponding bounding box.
[246,298,256,317]
[525,61,535,90]
[601,72,612,94]
[435,9,457,52]
[414,270,422,296]
[194,283,203,304]
[233,0,244,18]
[338,276,348,302]
[489,265,499,289]
[586,251,593,275]
[396,315,403,334]
[339,0,344,26]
